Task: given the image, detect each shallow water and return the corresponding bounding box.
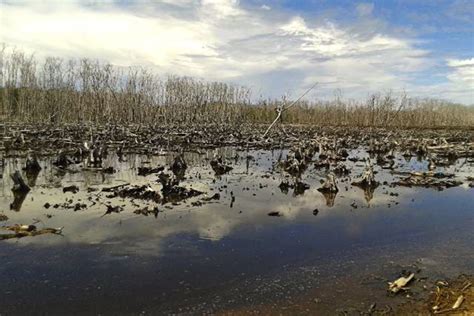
[0,148,473,314]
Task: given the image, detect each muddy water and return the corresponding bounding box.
[0,148,473,315]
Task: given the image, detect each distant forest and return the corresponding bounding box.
[1,47,473,127]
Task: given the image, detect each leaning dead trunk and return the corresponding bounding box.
[262,83,318,138]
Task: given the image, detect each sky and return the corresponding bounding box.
[0,0,473,104]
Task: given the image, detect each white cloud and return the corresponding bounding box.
[447,58,474,85]
[443,57,474,102]
[356,2,374,16]
[447,58,474,68]
[0,0,470,103]
[404,57,474,104]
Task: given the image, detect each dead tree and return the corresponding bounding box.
[352,159,378,189]
[262,82,318,138]
[318,172,339,193]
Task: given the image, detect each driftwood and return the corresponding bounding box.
[388,273,415,293]
[101,183,131,192]
[452,295,464,309]
[1,224,63,241]
[431,276,472,314]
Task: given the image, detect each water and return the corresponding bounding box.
[0,148,473,314]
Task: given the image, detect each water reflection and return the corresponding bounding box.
[320,190,337,207]
[354,185,376,204]
[0,148,472,256]
[10,190,29,212]
[0,146,473,316]
[25,169,41,187]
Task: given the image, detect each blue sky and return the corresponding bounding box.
[1,0,473,104]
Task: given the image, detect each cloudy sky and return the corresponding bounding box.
[1,0,473,104]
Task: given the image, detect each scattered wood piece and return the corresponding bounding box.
[461,281,472,292]
[268,211,282,217]
[101,183,130,192]
[452,295,464,310]
[63,185,79,194]
[388,273,415,293]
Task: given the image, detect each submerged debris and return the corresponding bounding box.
[134,206,160,217]
[278,180,310,195]
[63,185,79,194]
[102,205,124,217]
[393,171,462,189]
[108,185,161,203]
[137,166,165,176]
[158,172,203,203]
[268,211,282,217]
[202,193,221,201]
[162,185,202,204]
